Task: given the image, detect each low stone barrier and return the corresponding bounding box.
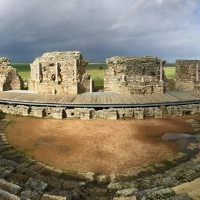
[0,103,200,120]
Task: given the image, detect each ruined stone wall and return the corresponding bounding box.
[28,51,90,94]
[104,56,168,95]
[175,60,200,92]
[0,103,199,120]
[0,57,23,91]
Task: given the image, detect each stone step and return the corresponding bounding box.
[0,188,20,200]
[188,187,200,200]
[41,194,67,200]
[0,178,21,194]
[172,177,200,195]
[113,197,136,200]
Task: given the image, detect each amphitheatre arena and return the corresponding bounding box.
[0,52,200,199]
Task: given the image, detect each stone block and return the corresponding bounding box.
[52,108,64,119]
[134,109,144,119]
[32,107,46,117]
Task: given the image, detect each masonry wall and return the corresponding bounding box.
[175,60,200,92]
[104,56,169,95]
[0,103,199,120]
[0,57,23,91]
[29,51,90,94]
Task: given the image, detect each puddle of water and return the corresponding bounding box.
[162,133,200,141]
[162,133,200,152]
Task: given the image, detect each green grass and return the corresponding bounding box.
[86,63,108,69]
[11,63,30,80]
[17,72,30,80]
[86,69,104,88]
[164,66,176,79]
[11,63,30,72]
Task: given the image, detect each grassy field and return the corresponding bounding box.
[87,63,108,69]
[11,63,30,80]
[164,66,176,79]
[11,63,176,88]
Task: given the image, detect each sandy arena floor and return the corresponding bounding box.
[4,114,198,175]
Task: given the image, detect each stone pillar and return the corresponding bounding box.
[74,59,77,81]
[141,76,144,82]
[90,79,93,93]
[37,63,40,81]
[55,62,58,81]
[196,62,199,82]
[159,60,163,82]
[122,74,125,82]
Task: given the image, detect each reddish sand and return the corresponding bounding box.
[4,114,197,174]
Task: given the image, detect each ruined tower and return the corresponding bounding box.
[29,51,90,94]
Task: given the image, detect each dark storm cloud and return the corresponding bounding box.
[0,0,200,62]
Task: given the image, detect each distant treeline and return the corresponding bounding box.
[165,63,175,67]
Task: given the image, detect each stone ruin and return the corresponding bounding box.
[175,60,200,92]
[104,56,169,95]
[0,57,23,91]
[1,103,200,120]
[28,51,91,94]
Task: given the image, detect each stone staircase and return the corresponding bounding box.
[0,178,21,200]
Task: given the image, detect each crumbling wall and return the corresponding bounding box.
[0,57,24,91]
[0,104,200,120]
[104,56,168,95]
[28,51,90,94]
[175,60,200,91]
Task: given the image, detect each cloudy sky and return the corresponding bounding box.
[0,0,200,63]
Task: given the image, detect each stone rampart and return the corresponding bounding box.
[29,51,91,94]
[104,56,169,95]
[0,57,23,91]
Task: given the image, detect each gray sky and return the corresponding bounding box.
[0,0,200,63]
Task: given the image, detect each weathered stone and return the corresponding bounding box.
[97,175,110,183]
[41,194,66,200]
[115,188,138,197]
[0,57,23,91]
[0,178,21,194]
[37,165,54,176]
[25,178,48,191]
[108,182,136,190]
[117,109,134,118]
[85,172,95,182]
[31,106,46,117]
[0,188,20,200]
[28,162,45,171]
[133,108,144,119]
[50,168,63,178]
[175,60,200,91]
[20,190,41,200]
[104,56,169,95]
[113,197,136,200]
[80,109,92,120]
[29,51,90,94]
[52,107,64,119]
